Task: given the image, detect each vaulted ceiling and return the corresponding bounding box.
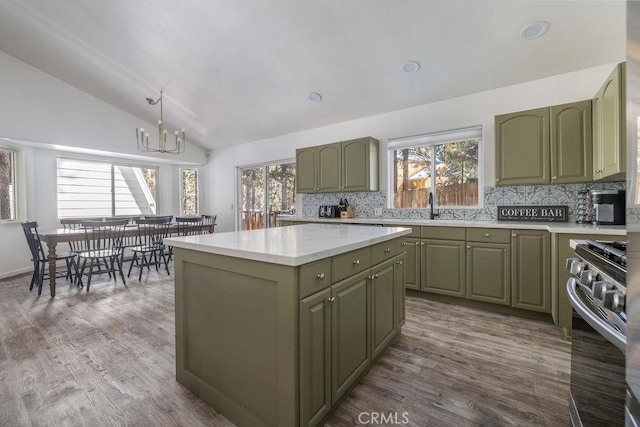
[0,0,625,150]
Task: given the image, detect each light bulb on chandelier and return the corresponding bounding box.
[136,90,186,154]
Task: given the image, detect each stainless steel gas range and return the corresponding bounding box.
[566,240,627,426]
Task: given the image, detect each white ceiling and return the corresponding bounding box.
[0,0,625,150]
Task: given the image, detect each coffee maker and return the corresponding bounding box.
[591,189,625,225]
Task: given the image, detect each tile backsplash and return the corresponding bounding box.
[300,182,626,222]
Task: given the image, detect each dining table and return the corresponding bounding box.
[37,223,215,297]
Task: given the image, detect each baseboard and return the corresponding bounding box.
[0,266,32,280]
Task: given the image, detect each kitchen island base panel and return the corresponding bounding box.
[175,249,298,427]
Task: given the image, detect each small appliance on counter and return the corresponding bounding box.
[318,205,341,218]
[591,189,625,225]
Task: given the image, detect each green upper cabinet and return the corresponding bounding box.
[317,143,341,192]
[550,100,593,183]
[593,62,626,181]
[495,107,550,186]
[511,230,550,313]
[296,147,317,193]
[295,137,379,193]
[496,99,595,186]
[342,137,379,192]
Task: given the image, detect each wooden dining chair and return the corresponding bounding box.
[21,221,76,295]
[201,214,217,233]
[127,218,172,280]
[176,216,204,236]
[75,219,128,290]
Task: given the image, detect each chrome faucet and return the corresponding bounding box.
[428,192,439,220]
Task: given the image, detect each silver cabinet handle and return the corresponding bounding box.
[317,273,325,280]
[496,178,500,182]
[372,274,379,279]
[512,233,517,237]
[467,246,471,249]
[484,233,490,237]
[421,242,425,246]
[552,176,557,180]
[353,259,360,265]
[401,242,406,247]
[329,297,335,302]
[384,248,391,253]
[398,260,403,265]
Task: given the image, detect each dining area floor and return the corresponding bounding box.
[0,267,571,426]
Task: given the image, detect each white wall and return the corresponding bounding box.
[207,62,623,232]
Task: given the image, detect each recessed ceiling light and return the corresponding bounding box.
[520,21,548,40]
[308,92,322,102]
[401,61,421,73]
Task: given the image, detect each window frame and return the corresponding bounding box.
[387,126,483,210]
[55,156,159,219]
[0,147,19,223]
[235,158,296,231]
[180,168,200,216]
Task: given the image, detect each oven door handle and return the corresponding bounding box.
[566,278,626,352]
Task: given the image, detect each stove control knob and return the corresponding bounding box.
[592,281,612,301]
[565,258,578,270]
[579,270,595,287]
[569,260,586,276]
[602,290,625,313]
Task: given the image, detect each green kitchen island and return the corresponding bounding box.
[164,223,411,427]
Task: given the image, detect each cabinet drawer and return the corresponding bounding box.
[387,224,419,238]
[466,228,511,244]
[332,247,371,283]
[371,239,397,265]
[299,258,332,299]
[421,226,466,240]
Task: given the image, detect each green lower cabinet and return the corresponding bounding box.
[511,230,551,313]
[331,270,370,404]
[466,243,511,305]
[299,288,332,427]
[371,259,396,359]
[422,239,466,297]
[403,238,421,290]
[394,254,406,327]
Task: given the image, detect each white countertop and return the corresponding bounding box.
[165,223,412,266]
[277,215,627,235]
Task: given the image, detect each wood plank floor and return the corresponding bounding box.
[0,266,570,426]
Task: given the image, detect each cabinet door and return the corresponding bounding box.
[511,230,550,313]
[299,288,331,427]
[317,143,341,192]
[371,259,396,358]
[394,254,406,328]
[595,63,626,180]
[422,239,466,297]
[342,137,371,192]
[495,107,550,186]
[403,238,421,290]
[296,148,317,193]
[331,270,370,403]
[550,100,592,183]
[467,243,511,305]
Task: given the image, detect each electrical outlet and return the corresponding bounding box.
[374,207,383,216]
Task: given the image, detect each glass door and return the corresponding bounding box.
[238,161,296,230]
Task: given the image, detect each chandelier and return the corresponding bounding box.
[136,90,186,154]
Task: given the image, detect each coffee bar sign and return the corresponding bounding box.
[497,205,569,222]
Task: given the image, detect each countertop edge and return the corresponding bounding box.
[165,227,412,266]
[277,216,626,235]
